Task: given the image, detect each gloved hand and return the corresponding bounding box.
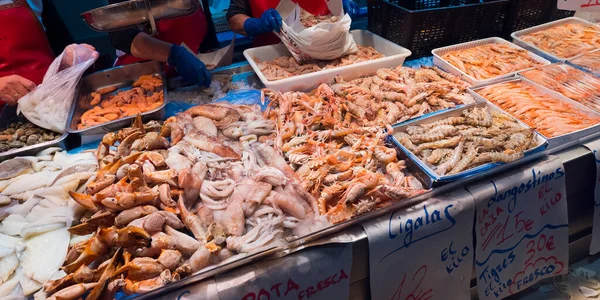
[343,0,359,18]
[243,8,283,37]
[168,45,211,88]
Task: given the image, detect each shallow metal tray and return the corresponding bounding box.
[567,49,600,78]
[0,106,68,162]
[387,101,548,188]
[81,0,198,32]
[66,61,167,145]
[518,63,600,113]
[511,17,600,62]
[432,37,551,86]
[472,77,600,148]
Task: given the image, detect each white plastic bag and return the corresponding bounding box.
[275,0,358,62]
[17,44,98,133]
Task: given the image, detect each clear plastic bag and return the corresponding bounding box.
[17,44,98,133]
[275,0,358,62]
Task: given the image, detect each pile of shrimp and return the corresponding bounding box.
[299,10,340,27]
[440,43,545,80]
[521,64,600,112]
[569,50,600,73]
[394,106,537,176]
[520,23,600,59]
[263,82,428,224]
[332,66,475,124]
[477,81,600,137]
[78,75,164,130]
[257,46,385,81]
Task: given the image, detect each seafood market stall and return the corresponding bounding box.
[5,13,600,300]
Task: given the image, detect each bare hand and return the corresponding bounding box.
[60,43,100,71]
[0,75,36,105]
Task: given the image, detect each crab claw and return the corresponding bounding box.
[69,190,100,212]
[63,234,109,274]
[98,226,152,248]
[86,248,124,300]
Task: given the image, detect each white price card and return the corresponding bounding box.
[156,278,220,300]
[362,189,475,300]
[583,139,600,255]
[466,157,569,300]
[215,243,352,300]
[557,0,600,11]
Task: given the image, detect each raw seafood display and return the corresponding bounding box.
[394,106,538,176]
[299,10,340,27]
[46,105,324,297]
[0,148,98,298]
[257,45,385,80]
[477,81,600,137]
[77,75,164,130]
[332,66,475,123]
[519,22,600,59]
[569,50,600,73]
[521,64,600,112]
[440,43,544,80]
[0,118,62,153]
[263,82,428,224]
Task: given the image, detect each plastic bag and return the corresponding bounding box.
[275,0,358,62]
[17,44,98,133]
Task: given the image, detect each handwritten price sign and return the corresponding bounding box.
[557,0,600,11]
[583,139,600,255]
[214,243,352,300]
[466,157,568,300]
[362,189,475,300]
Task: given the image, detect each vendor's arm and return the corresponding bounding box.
[0,75,36,106]
[107,1,210,87]
[227,0,282,36]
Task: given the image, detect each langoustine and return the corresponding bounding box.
[263,79,431,224]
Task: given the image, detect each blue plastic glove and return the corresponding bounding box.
[243,8,283,37]
[343,0,359,18]
[168,45,211,88]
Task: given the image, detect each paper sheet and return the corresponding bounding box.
[583,138,600,255]
[215,243,352,300]
[362,189,475,300]
[466,156,569,300]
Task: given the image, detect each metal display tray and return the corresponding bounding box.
[243,30,412,92]
[66,61,167,145]
[511,17,600,62]
[567,49,600,78]
[80,0,198,32]
[432,37,551,86]
[387,101,548,188]
[517,62,600,113]
[0,107,68,161]
[471,77,600,148]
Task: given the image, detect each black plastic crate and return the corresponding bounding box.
[492,0,575,38]
[368,0,507,58]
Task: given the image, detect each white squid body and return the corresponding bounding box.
[0,150,97,298]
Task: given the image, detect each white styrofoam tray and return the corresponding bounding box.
[432,37,551,86]
[511,17,600,62]
[471,77,600,148]
[243,30,411,92]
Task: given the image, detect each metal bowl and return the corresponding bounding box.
[81,0,199,32]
